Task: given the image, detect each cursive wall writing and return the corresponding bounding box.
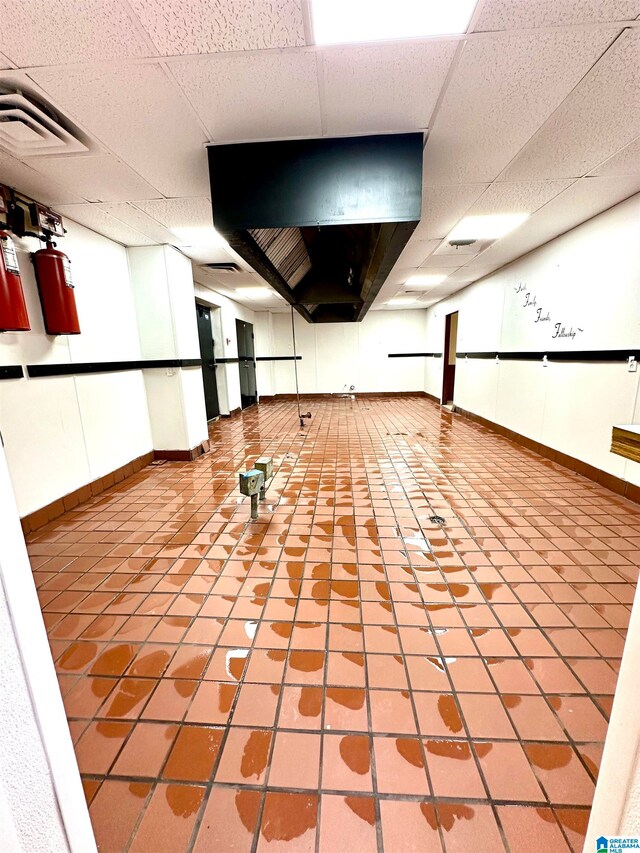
[512,280,584,341]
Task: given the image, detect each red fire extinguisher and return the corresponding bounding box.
[0,229,30,331]
[32,242,80,335]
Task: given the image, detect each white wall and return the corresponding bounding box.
[258,309,428,396]
[424,193,640,486]
[0,220,153,516]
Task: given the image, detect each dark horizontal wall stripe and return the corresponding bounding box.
[0,365,24,380]
[457,350,640,362]
[255,356,302,362]
[26,359,202,378]
[388,352,443,358]
[216,356,302,364]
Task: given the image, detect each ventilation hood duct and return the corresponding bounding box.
[208,134,422,323]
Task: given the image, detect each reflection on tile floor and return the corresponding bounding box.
[28,398,638,852]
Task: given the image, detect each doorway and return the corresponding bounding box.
[196,303,220,421]
[442,311,458,405]
[236,318,258,408]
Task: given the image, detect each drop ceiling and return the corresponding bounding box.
[0,0,638,314]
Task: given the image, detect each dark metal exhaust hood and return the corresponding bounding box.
[208,134,423,323]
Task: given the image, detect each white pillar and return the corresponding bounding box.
[0,440,96,853]
[128,246,208,457]
[584,584,640,849]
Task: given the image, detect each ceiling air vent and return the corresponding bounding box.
[202,262,242,273]
[0,88,89,158]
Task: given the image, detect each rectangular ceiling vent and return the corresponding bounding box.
[0,88,90,158]
[202,262,242,273]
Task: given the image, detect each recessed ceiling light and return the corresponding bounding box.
[447,214,529,241]
[405,273,447,287]
[311,0,478,45]
[235,287,273,300]
[387,297,417,306]
[170,226,228,248]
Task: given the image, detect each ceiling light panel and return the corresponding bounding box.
[170,226,229,248]
[447,214,529,240]
[312,0,478,44]
[405,274,447,287]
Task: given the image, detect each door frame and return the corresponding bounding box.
[235,318,258,409]
[195,301,220,422]
[442,310,458,405]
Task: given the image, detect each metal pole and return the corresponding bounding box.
[291,306,310,429]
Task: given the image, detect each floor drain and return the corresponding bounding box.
[429,515,446,525]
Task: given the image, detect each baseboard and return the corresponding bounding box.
[454,405,640,505]
[153,439,210,462]
[20,450,155,535]
[220,406,242,418]
[260,391,429,401]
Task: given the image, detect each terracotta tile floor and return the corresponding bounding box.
[27,397,639,852]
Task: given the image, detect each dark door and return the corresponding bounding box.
[236,319,257,408]
[196,303,220,420]
[442,311,458,405]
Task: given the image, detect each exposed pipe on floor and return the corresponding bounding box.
[291,306,311,429]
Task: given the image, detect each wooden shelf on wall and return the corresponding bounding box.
[611,425,640,464]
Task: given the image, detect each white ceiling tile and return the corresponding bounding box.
[133,197,213,229]
[475,0,640,31]
[0,150,83,205]
[424,29,619,185]
[590,136,640,176]
[30,63,209,197]
[31,154,161,203]
[420,254,464,269]
[98,203,177,243]
[171,51,321,142]
[468,180,574,215]
[0,0,150,66]
[465,175,640,269]
[501,30,640,181]
[321,40,457,135]
[414,184,488,239]
[442,267,497,284]
[395,238,441,268]
[54,204,155,246]
[129,0,305,56]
